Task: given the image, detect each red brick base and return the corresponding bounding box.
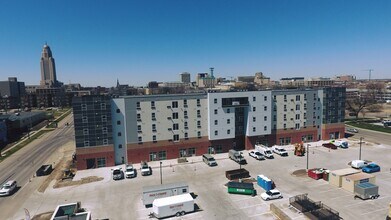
[75,145,115,170]
[322,123,345,140]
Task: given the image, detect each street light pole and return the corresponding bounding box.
[239,152,242,170]
[160,161,162,185]
[359,137,363,160]
[306,144,310,170]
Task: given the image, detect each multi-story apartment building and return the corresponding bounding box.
[73,88,345,170]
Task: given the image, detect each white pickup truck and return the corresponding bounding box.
[272,146,288,156]
[141,161,152,176]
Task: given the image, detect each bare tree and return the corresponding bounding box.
[346,95,368,119]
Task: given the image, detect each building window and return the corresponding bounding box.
[264,126,267,131]
[283,124,286,129]
[137,113,141,121]
[116,108,120,113]
[227,119,230,124]
[264,96,267,101]
[253,127,256,132]
[214,109,218,115]
[227,108,230,113]
[227,129,231,134]
[197,99,201,106]
[101,115,107,122]
[295,123,300,129]
[215,130,218,136]
[137,125,142,131]
[82,116,88,123]
[184,132,188,139]
[152,112,156,120]
[117,120,121,125]
[253,117,256,122]
[173,134,179,142]
[304,94,307,100]
[83,129,89,135]
[173,112,179,119]
[184,111,188,118]
[253,107,256,112]
[273,115,276,121]
[100,103,106,110]
[81,104,87,111]
[264,116,267,121]
[138,136,142,143]
[296,104,300,111]
[151,101,155,108]
[173,123,179,130]
[197,121,201,128]
[284,114,287,121]
[153,135,157,142]
[188,148,196,156]
[149,152,158,161]
[214,98,217,104]
[253,97,256,102]
[152,124,156,132]
[159,151,167,160]
[284,95,287,101]
[304,103,307,110]
[136,102,140,109]
[118,132,122,136]
[102,127,108,134]
[103,139,108,145]
[296,114,300,120]
[214,120,218,125]
[172,101,178,108]
[118,144,122,149]
[197,110,201,118]
[97,157,106,168]
[197,131,201,138]
[84,141,90,147]
[304,113,307,119]
[184,121,188,129]
[296,95,300,101]
[264,106,267,111]
[184,99,188,107]
[284,105,287,111]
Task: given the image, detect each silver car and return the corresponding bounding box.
[0,180,17,196]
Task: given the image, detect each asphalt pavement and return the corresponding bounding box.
[0,114,74,218]
[346,125,391,144]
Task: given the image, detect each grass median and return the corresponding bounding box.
[346,121,391,134]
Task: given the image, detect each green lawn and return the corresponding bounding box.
[346,121,391,134]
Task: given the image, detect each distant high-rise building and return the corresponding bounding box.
[180,72,191,83]
[40,43,59,88]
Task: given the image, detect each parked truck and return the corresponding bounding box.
[150,193,194,219]
[229,149,246,164]
[255,144,274,159]
[141,161,152,176]
[142,182,189,206]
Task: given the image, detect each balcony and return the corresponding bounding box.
[222,97,249,108]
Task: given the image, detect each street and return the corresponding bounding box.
[346,125,391,145]
[0,114,74,219]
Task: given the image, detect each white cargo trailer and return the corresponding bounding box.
[151,193,194,219]
[142,182,189,206]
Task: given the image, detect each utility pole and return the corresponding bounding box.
[160,161,163,185]
[306,144,310,170]
[359,137,364,160]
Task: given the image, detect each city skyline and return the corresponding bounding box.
[1,1,390,87]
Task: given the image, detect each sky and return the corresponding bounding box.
[0,0,390,87]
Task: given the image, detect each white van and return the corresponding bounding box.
[351,160,368,169]
[202,154,217,166]
[255,145,274,159]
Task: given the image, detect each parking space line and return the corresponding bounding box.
[317,188,337,193]
[344,200,373,208]
[248,211,272,218]
[239,203,263,210]
[330,194,352,200]
[361,207,388,215]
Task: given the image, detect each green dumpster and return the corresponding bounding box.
[227,181,256,196]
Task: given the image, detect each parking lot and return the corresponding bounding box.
[9,138,391,220]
